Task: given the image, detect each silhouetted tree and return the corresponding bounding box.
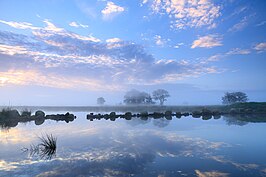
[222,92,248,105]
[124,89,154,105]
[145,94,155,104]
[152,89,170,105]
[97,97,106,105]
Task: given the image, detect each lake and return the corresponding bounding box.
[1,111,266,177]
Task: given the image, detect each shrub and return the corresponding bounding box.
[21,109,31,117]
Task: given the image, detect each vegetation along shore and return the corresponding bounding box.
[1,102,266,129]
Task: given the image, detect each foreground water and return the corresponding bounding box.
[1,111,266,177]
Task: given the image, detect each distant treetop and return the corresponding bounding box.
[97,97,106,105]
[123,89,154,105]
[152,89,170,106]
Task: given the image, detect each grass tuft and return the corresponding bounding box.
[22,134,57,160]
[38,134,57,159]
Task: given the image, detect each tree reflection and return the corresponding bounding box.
[153,118,170,128]
[126,117,151,126]
[223,114,266,126]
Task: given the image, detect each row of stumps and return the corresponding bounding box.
[86,110,224,121]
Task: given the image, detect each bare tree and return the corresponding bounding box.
[152,89,170,105]
[97,97,106,105]
[222,92,248,105]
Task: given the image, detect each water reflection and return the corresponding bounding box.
[22,134,57,160]
[153,118,170,128]
[0,129,231,176]
[125,117,151,127]
[0,112,76,130]
[1,127,265,176]
[223,114,266,126]
[2,113,266,131]
[195,170,229,177]
[1,112,266,176]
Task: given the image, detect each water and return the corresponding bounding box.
[1,111,266,177]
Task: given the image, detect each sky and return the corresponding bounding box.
[0,0,265,106]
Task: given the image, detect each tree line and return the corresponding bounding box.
[96,90,249,106]
[123,89,170,105]
[97,89,170,106]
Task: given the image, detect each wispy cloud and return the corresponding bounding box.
[0,19,99,42]
[143,0,221,30]
[106,37,122,43]
[0,19,222,90]
[0,20,39,30]
[152,66,221,84]
[105,38,124,49]
[254,42,266,53]
[230,6,248,17]
[154,35,169,47]
[0,69,121,91]
[228,16,249,32]
[256,21,266,27]
[0,44,28,55]
[202,47,252,64]
[69,21,89,28]
[191,34,223,49]
[226,48,251,55]
[101,1,125,20]
[204,54,223,63]
[43,19,64,32]
[174,43,184,49]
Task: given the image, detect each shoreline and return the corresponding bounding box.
[0,102,265,113]
[1,102,266,129]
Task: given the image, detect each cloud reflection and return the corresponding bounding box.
[1,116,265,176]
[0,127,242,177]
[195,170,229,177]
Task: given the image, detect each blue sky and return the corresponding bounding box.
[0,0,265,106]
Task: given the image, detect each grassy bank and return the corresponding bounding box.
[1,105,225,113]
[226,102,266,113]
[1,102,265,113]
[1,102,266,129]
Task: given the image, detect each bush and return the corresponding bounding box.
[201,108,212,115]
[140,112,149,117]
[35,110,45,118]
[192,111,201,118]
[124,112,132,120]
[165,110,172,116]
[0,108,20,119]
[21,109,31,117]
[110,112,116,117]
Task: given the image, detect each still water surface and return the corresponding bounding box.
[1,111,266,177]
